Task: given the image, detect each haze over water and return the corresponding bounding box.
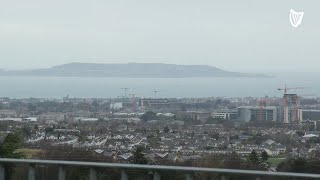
[0,72,317,99]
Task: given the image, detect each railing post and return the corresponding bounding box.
[121,170,128,180]
[153,171,160,180]
[89,168,97,180]
[58,166,65,180]
[221,175,227,180]
[28,164,35,180]
[0,164,4,180]
[186,173,193,180]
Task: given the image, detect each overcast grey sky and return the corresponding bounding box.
[0,0,319,72]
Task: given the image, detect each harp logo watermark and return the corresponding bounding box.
[289,9,304,28]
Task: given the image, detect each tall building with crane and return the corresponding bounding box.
[278,85,303,124]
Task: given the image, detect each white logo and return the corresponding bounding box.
[289,9,304,28]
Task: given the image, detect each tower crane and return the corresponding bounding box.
[277,85,304,94]
[152,90,159,99]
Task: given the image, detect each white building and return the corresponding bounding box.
[238,106,277,122]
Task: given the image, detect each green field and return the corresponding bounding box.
[268,157,286,167]
[16,148,45,158]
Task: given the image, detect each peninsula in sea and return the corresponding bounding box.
[0,62,272,78]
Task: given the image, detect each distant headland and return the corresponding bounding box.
[0,62,273,78]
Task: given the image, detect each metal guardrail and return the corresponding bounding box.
[0,158,319,180]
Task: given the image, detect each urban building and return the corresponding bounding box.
[302,110,320,121]
[238,106,277,122]
[282,94,303,123]
[176,111,211,122]
[139,98,170,109]
[211,111,238,120]
[110,102,123,110]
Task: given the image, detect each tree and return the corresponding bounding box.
[260,151,269,162]
[44,127,54,139]
[230,135,239,140]
[147,135,157,147]
[90,100,99,112]
[92,100,99,107]
[130,146,148,164]
[20,126,32,137]
[163,126,170,133]
[296,131,304,137]
[191,131,195,139]
[34,124,39,131]
[210,133,219,140]
[27,103,36,111]
[140,111,157,122]
[223,152,241,169]
[0,133,24,157]
[278,158,320,174]
[248,150,260,164]
[0,133,25,179]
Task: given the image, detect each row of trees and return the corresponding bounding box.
[6,142,320,180]
[247,150,269,168]
[278,158,320,174]
[130,146,271,169]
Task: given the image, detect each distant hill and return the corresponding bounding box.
[0,62,272,78]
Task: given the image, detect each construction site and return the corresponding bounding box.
[238,85,317,126]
